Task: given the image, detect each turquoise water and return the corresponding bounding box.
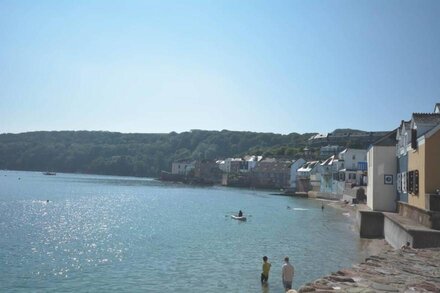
[0,170,366,292]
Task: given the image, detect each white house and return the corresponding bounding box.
[243,155,263,171]
[297,161,321,192]
[297,161,320,178]
[319,155,344,193]
[289,158,306,191]
[320,145,343,159]
[221,158,243,173]
[338,148,367,170]
[367,130,398,211]
[338,148,368,186]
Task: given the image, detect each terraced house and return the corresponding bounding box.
[368,103,440,231]
[401,109,440,229]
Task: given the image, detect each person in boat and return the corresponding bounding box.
[238,210,243,217]
[261,256,271,285]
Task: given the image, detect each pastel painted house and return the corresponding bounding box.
[401,112,440,229]
[367,130,398,212]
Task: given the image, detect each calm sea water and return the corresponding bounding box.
[0,170,368,292]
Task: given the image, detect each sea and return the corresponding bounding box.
[0,170,369,292]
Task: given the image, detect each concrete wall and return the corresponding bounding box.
[411,230,440,248]
[357,210,384,238]
[367,146,397,212]
[384,215,413,249]
[384,211,440,248]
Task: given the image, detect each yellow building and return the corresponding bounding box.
[402,113,440,229]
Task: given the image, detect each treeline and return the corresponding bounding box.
[0,130,314,177]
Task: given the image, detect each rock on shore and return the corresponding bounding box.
[298,247,440,292]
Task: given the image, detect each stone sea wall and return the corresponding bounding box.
[296,247,440,292]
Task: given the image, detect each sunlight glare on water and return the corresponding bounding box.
[0,171,366,292]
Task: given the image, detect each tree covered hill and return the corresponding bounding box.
[0,130,314,177]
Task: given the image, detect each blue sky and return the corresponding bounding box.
[1,0,439,135]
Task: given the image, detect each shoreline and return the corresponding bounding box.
[299,198,440,292]
[319,198,390,258]
[296,247,440,292]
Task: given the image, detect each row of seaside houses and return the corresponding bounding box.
[367,103,440,231]
[167,148,369,194]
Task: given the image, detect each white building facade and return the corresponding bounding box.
[289,158,306,190]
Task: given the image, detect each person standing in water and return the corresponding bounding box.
[238,210,243,217]
[282,256,294,291]
[261,256,271,285]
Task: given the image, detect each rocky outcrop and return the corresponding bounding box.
[298,247,440,292]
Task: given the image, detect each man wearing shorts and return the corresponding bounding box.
[282,256,294,291]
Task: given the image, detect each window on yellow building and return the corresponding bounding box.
[408,170,419,196]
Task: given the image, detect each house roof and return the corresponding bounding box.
[412,113,440,125]
[400,120,411,130]
[298,160,320,171]
[254,160,291,172]
[309,133,327,140]
[320,155,340,166]
[227,158,243,162]
[260,157,277,163]
[243,155,263,162]
[339,169,357,173]
[371,129,397,147]
[173,159,195,164]
[422,121,440,140]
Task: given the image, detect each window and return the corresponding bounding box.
[414,170,419,194]
[397,173,402,193]
[408,171,414,193]
[411,129,418,149]
[407,170,419,195]
[402,172,407,193]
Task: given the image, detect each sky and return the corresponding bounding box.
[1,0,440,135]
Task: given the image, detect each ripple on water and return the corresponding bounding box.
[0,171,364,292]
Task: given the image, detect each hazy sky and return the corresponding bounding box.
[1,0,439,135]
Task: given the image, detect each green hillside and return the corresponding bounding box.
[0,130,314,177]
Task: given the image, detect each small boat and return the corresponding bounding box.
[231,215,247,221]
